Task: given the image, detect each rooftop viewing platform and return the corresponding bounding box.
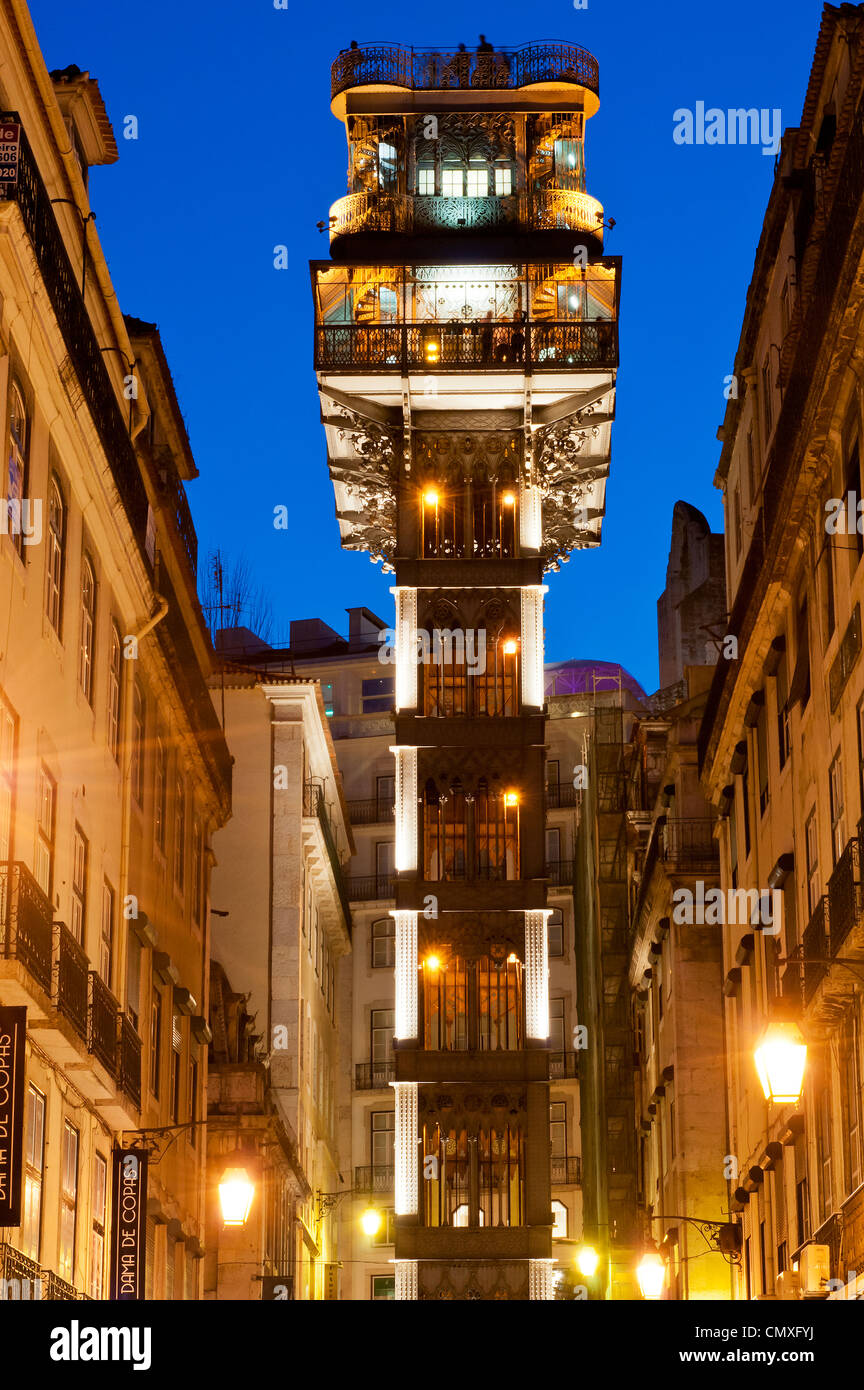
[331,41,600,103]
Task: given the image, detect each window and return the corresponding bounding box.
[371,1110,394,1169]
[376,774,395,816]
[549,1100,567,1158]
[126,928,141,1032]
[100,880,115,987]
[7,382,26,557]
[0,693,15,863]
[816,1073,833,1223]
[362,677,394,714]
[107,625,122,760]
[154,738,167,853]
[371,1275,395,1300]
[189,1058,199,1146]
[465,164,488,196]
[375,839,394,891]
[747,429,758,506]
[551,1200,568,1238]
[756,707,770,815]
[371,916,395,968]
[417,165,435,195]
[174,776,186,893]
[71,825,88,943]
[829,751,846,866]
[548,907,564,957]
[545,826,561,868]
[90,1152,107,1299]
[845,439,863,562]
[840,1008,863,1194]
[791,598,811,711]
[732,486,742,558]
[150,989,162,1097]
[728,791,738,887]
[762,358,773,439]
[371,1209,397,1246]
[825,529,836,641]
[192,817,205,926]
[805,809,820,916]
[741,766,751,859]
[21,1084,45,1260]
[59,1121,79,1283]
[549,996,565,1052]
[371,1009,395,1072]
[131,683,145,805]
[35,765,55,898]
[441,167,464,196]
[171,1011,183,1125]
[78,557,96,701]
[494,166,513,196]
[776,646,790,771]
[45,476,65,631]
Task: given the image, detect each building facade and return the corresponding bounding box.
[701,1,864,1302]
[0,4,230,1301]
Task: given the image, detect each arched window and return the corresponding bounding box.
[45,477,65,631]
[107,624,122,759]
[78,557,96,701]
[7,383,26,555]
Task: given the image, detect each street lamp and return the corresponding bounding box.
[219,1155,257,1226]
[576,1244,599,1278]
[636,1242,666,1299]
[361,1207,383,1237]
[754,1019,808,1104]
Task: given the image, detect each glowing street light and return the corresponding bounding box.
[636,1243,666,1299]
[424,954,441,972]
[361,1207,383,1237]
[219,1158,257,1226]
[754,1019,808,1104]
[504,791,519,807]
[423,489,439,507]
[502,491,516,506]
[576,1244,599,1278]
[503,639,518,656]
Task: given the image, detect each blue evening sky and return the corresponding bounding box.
[30,0,824,693]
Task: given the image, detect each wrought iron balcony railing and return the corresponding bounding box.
[802,897,830,1002]
[54,922,89,1040]
[347,797,395,825]
[355,1060,396,1089]
[331,42,600,99]
[0,861,52,992]
[546,859,575,886]
[88,971,119,1073]
[549,1050,579,1079]
[314,320,618,373]
[545,784,579,809]
[660,818,719,868]
[550,1155,582,1185]
[303,782,352,930]
[118,1012,143,1111]
[0,1242,87,1300]
[827,832,863,957]
[347,874,394,901]
[328,189,604,243]
[354,1164,395,1194]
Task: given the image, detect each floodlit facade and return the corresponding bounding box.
[0,4,230,1301]
[701,2,864,1301]
[314,37,619,1300]
[205,669,352,1300]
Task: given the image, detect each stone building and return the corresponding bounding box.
[0,0,230,1301]
[700,0,864,1301]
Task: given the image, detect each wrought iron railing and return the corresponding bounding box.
[355,1060,396,1089]
[660,818,718,867]
[303,782,352,929]
[88,971,119,1073]
[161,466,198,576]
[118,1012,143,1111]
[545,784,579,809]
[54,921,89,1039]
[802,898,830,1002]
[546,859,575,885]
[331,42,600,98]
[0,1242,42,1298]
[550,1155,582,1185]
[314,320,618,372]
[347,798,394,825]
[328,189,603,241]
[43,1271,78,1300]
[354,1165,395,1193]
[549,1051,579,1079]
[347,874,394,901]
[829,604,862,712]
[827,834,863,957]
[0,116,152,567]
[0,861,53,992]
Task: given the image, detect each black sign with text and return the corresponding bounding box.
[0,1006,26,1225]
[109,1147,148,1300]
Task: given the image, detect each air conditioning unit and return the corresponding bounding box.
[776,1269,800,1301]
[799,1243,830,1297]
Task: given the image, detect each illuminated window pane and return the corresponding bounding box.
[417,166,435,195]
[441,167,464,196]
[466,166,487,197]
[495,167,513,196]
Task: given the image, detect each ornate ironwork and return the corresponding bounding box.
[802,898,830,1002]
[354,1164,395,1193]
[331,43,600,99]
[118,1012,143,1111]
[550,1153,582,1182]
[355,1060,396,1089]
[532,188,604,234]
[328,190,602,240]
[827,833,863,956]
[88,971,119,1073]
[0,861,53,992]
[348,797,395,824]
[54,921,89,1039]
[346,874,395,901]
[315,321,617,372]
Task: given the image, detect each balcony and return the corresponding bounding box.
[545,784,579,809]
[118,1012,143,1111]
[328,189,604,244]
[551,1155,582,1186]
[355,1060,396,1089]
[802,897,829,1003]
[354,1165,395,1194]
[0,1243,85,1300]
[54,922,88,1039]
[314,320,618,373]
[546,859,575,886]
[0,861,52,992]
[88,972,119,1072]
[347,797,394,826]
[660,818,719,869]
[549,1050,579,1079]
[303,782,352,929]
[827,833,863,956]
[330,42,600,100]
[347,873,394,901]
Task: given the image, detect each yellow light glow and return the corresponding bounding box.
[503,639,518,656]
[502,491,516,506]
[423,490,439,507]
[636,1248,666,1299]
[361,1207,382,1237]
[507,952,518,964]
[576,1244,600,1278]
[218,1166,256,1226]
[754,1019,808,1104]
[425,954,441,972]
[424,339,440,363]
[504,792,519,807]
